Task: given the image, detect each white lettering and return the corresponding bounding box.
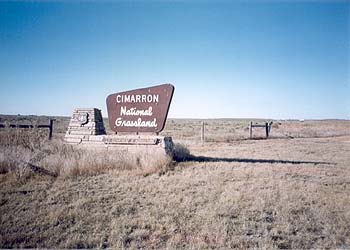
[116,95,121,103]
[154,94,159,103]
[124,95,131,102]
[120,106,153,116]
[115,94,159,103]
[136,95,141,102]
[120,106,127,116]
[115,117,157,128]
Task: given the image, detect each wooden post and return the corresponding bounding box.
[48,119,54,140]
[265,122,269,138]
[201,121,205,144]
[249,121,253,139]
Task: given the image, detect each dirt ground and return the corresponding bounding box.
[1,118,350,249]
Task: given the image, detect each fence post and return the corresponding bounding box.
[269,122,273,134]
[249,121,253,139]
[265,122,269,138]
[201,121,205,144]
[49,119,54,140]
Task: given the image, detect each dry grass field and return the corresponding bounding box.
[0,115,349,249]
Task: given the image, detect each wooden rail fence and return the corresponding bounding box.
[249,121,273,139]
[199,121,273,143]
[0,119,55,140]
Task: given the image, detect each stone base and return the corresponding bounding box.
[64,134,174,156]
[65,108,106,140]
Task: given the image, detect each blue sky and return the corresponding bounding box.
[0,1,349,119]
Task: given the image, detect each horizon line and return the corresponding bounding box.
[0,113,349,121]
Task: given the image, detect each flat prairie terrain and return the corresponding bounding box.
[0,117,349,249]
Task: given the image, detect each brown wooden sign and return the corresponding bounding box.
[106,84,174,133]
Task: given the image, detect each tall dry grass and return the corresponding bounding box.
[0,129,173,181]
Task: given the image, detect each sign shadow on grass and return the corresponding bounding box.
[172,144,335,165]
[175,155,334,165]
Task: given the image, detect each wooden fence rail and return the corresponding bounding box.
[0,119,55,140]
[249,121,273,139]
